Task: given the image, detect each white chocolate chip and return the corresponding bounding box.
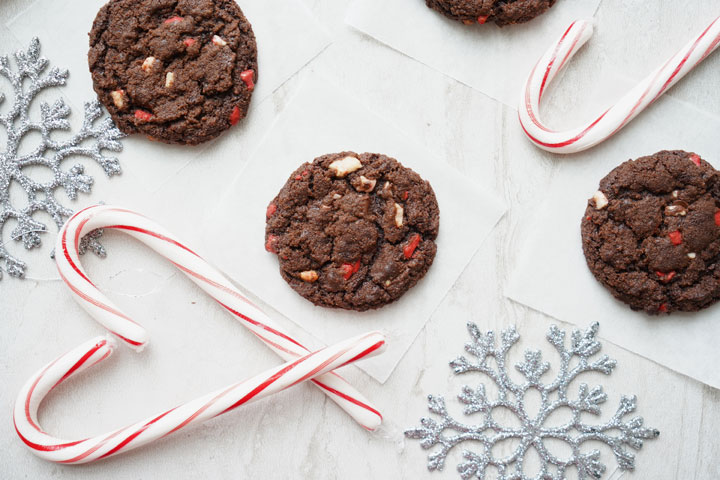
[212,35,227,46]
[672,190,679,199]
[332,193,342,200]
[592,191,608,210]
[688,252,697,259]
[665,204,687,217]
[384,280,391,286]
[142,56,156,71]
[299,270,318,283]
[328,156,362,177]
[394,203,404,227]
[355,175,376,192]
[165,72,175,88]
[110,90,125,108]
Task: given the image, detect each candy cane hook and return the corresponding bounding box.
[54,205,382,430]
[14,331,385,464]
[519,16,720,154]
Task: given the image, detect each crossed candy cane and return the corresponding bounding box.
[14,332,385,464]
[14,205,385,463]
[519,16,720,154]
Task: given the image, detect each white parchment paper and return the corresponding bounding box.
[506,89,720,389]
[202,76,506,383]
[345,0,601,108]
[6,0,330,189]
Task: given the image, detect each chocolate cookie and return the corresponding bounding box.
[582,151,720,315]
[89,0,257,145]
[265,152,440,311]
[425,0,556,26]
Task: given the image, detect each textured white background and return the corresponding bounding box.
[1,0,719,479]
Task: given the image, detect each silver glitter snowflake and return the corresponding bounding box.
[405,323,659,480]
[0,38,123,279]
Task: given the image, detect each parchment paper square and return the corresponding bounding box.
[345,0,601,108]
[202,76,506,383]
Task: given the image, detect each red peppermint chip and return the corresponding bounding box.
[265,234,278,254]
[403,234,421,259]
[266,203,277,218]
[164,16,183,24]
[229,106,241,126]
[134,109,153,122]
[183,38,196,47]
[690,154,701,166]
[402,191,409,201]
[240,69,255,91]
[478,15,489,24]
[658,303,668,313]
[656,271,676,283]
[668,230,683,246]
[341,261,361,280]
[715,210,720,226]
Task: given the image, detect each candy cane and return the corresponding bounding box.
[14,331,385,464]
[519,16,720,154]
[54,205,382,430]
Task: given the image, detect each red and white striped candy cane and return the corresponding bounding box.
[519,16,720,154]
[14,331,385,464]
[53,205,382,430]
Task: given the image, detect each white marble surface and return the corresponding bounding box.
[1,0,720,479]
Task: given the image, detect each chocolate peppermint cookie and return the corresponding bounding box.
[89,0,257,145]
[425,0,556,26]
[582,150,720,315]
[265,152,440,311]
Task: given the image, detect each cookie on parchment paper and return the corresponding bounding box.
[89,0,258,145]
[425,0,556,26]
[265,152,440,312]
[582,150,720,315]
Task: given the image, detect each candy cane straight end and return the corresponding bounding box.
[519,16,720,154]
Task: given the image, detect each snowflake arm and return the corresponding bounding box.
[450,324,524,396]
[0,38,123,280]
